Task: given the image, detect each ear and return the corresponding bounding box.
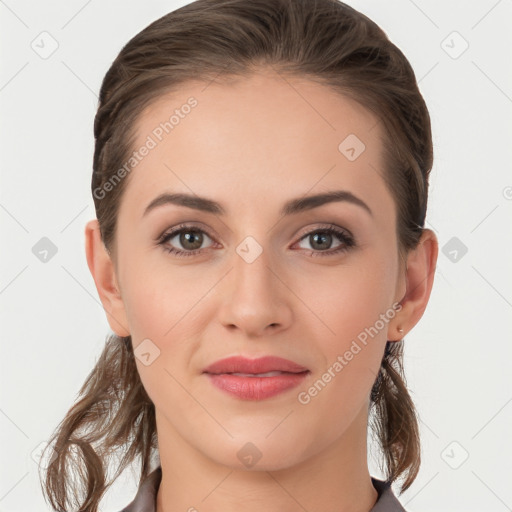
[84,219,130,337]
[388,228,439,341]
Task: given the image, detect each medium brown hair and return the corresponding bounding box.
[40,0,432,510]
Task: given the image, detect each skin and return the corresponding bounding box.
[85,67,438,512]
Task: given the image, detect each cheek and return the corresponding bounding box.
[302,254,397,341]
[120,262,214,391]
[298,251,397,410]
[120,251,207,341]
[297,261,394,426]
[123,272,208,409]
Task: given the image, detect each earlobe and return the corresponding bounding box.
[389,228,439,341]
[84,219,130,337]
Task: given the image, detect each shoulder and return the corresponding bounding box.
[370,477,408,512]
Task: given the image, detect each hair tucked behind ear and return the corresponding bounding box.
[39,335,156,511]
[41,0,433,509]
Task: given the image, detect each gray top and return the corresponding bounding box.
[120,466,407,512]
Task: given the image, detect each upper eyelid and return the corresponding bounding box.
[159,222,353,247]
[158,222,211,239]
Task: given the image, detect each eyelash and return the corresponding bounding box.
[157,223,355,258]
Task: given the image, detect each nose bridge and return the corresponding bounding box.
[234,237,275,297]
[217,235,291,334]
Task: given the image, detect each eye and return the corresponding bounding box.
[157,224,216,258]
[294,225,355,257]
[157,223,355,258]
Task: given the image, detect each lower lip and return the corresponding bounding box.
[205,372,309,400]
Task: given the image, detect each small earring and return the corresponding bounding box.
[397,327,404,334]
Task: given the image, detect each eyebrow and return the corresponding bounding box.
[143,190,373,218]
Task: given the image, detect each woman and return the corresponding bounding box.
[40,0,438,511]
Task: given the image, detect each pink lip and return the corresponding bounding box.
[203,356,310,400]
[203,355,308,374]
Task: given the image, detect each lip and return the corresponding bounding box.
[203,355,308,375]
[203,356,310,400]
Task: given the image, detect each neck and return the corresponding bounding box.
[155,403,378,512]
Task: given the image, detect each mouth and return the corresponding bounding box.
[203,356,310,400]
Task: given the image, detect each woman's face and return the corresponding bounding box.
[105,69,409,470]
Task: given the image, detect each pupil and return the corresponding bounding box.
[312,232,331,250]
[181,231,202,250]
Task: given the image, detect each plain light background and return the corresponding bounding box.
[1,0,511,510]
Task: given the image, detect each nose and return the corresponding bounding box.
[216,243,293,338]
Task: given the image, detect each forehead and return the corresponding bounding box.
[118,69,394,222]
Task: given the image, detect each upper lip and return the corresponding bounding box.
[203,356,309,375]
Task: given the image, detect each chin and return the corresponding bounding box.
[205,435,310,472]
